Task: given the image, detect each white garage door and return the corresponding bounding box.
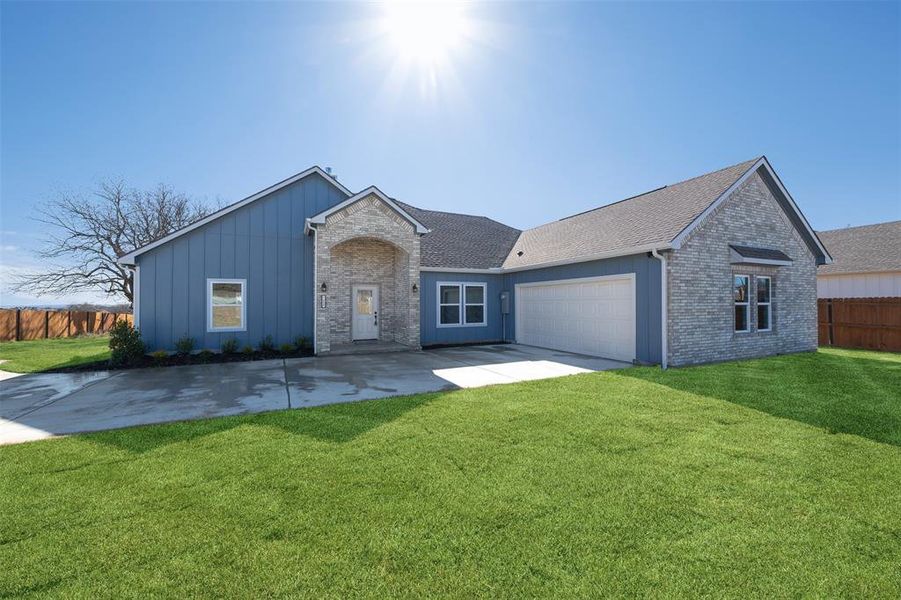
[515,275,636,362]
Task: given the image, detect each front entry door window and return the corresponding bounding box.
[352,285,379,340]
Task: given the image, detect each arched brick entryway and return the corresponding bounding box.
[313,193,421,354]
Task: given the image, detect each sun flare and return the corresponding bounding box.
[380,2,472,67]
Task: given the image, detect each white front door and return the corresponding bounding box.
[352,285,379,340]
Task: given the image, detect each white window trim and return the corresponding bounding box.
[207,278,247,333]
[734,274,750,333]
[757,275,772,332]
[436,281,488,328]
[463,282,487,326]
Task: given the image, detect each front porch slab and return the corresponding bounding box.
[326,341,416,356]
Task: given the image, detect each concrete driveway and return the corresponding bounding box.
[0,344,628,445]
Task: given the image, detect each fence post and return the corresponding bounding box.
[44,311,50,339]
[826,299,834,346]
[67,311,72,337]
[15,309,21,342]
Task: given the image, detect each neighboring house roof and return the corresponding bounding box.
[119,166,351,265]
[817,220,901,275]
[307,186,430,235]
[395,201,521,269]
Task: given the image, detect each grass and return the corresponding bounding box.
[0,335,110,373]
[1,348,899,597]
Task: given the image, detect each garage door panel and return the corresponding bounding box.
[516,276,635,362]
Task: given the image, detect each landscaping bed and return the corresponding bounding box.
[0,334,313,374]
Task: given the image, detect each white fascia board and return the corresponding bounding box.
[670,157,833,264]
[307,186,431,234]
[118,166,352,265]
[419,243,672,275]
[419,266,502,274]
[501,243,672,273]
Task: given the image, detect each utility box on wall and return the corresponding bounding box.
[500,291,510,314]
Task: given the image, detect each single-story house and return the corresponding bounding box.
[816,221,901,298]
[118,156,832,367]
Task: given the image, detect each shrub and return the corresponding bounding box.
[241,345,255,356]
[109,320,145,367]
[197,349,215,363]
[174,335,195,357]
[293,335,310,351]
[279,343,295,354]
[258,335,275,352]
[150,350,168,364]
[221,337,239,354]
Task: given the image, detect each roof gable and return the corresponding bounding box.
[119,166,351,265]
[500,156,831,270]
[672,157,832,265]
[306,187,430,234]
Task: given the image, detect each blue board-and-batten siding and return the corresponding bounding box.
[420,253,662,364]
[419,272,507,346]
[136,173,347,351]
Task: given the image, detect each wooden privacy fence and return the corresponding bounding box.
[818,297,901,352]
[0,309,132,342]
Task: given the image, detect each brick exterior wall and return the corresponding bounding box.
[314,194,421,353]
[667,172,818,366]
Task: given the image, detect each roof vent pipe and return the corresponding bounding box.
[324,166,337,180]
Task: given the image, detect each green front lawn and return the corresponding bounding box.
[1,348,899,597]
[0,335,110,373]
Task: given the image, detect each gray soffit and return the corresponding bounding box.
[817,220,901,275]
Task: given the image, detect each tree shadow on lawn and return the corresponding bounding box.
[84,391,443,454]
[622,350,901,447]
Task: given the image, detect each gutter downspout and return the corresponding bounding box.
[651,248,668,369]
[310,223,318,355]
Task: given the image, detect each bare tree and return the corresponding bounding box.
[13,181,212,305]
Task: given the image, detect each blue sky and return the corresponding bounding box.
[1,1,899,305]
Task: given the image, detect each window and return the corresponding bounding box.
[734,275,749,332]
[208,279,246,332]
[757,276,772,331]
[464,284,486,325]
[437,282,487,327]
[438,284,460,325]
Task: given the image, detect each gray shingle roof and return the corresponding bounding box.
[394,201,521,269]
[817,221,901,275]
[502,158,760,269]
[730,245,793,262]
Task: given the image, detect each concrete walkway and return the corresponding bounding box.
[0,344,628,445]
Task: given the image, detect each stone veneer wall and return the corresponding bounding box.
[314,194,421,353]
[329,238,401,344]
[666,171,818,366]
